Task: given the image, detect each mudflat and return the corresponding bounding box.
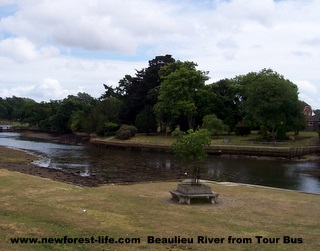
[0,146,101,187]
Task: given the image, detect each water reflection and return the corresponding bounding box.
[0,132,319,193]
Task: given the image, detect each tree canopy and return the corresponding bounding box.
[154,61,209,130]
[172,129,211,184]
[242,69,301,139]
[0,56,309,140]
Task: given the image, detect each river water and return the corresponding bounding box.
[0,132,319,193]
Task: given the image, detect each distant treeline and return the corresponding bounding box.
[0,55,305,140]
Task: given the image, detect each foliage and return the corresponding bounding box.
[276,125,287,140]
[115,124,138,140]
[260,125,268,139]
[0,57,309,141]
[202,114,227,136]
[207,79,243,132]
[155,61,209,130]
[105,122,120,133]
[243,68,301,140]
[95,119,119,137]
[115,129,132,140]
[101,55,175,125]
[172,129,211,185]
[172,129,210,162]
[135,105,157,135]
[49,94,95,133]
[171,128,186,137]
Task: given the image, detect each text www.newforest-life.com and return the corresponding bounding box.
[10,235,141,245]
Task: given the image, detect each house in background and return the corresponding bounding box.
[300,101,313,120]
[306,114,320,131]
[300,101,314,131]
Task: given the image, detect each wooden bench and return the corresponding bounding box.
[170,190,219,205]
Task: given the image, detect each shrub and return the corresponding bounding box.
[116,129,132,140]
[115,124,138,140]
[202,114,227,136]
[104,122,120,136]
[171,128,185,137]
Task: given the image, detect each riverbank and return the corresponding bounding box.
[19,130,320,159]
[1,167,319,250]
[14,131,320,180]
[0,146,102,187]
[20,131,91,145]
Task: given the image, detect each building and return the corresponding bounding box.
[306,114,320,131]
[300,101,313,120]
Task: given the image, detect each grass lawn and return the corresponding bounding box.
[101,130,319,148]
[0,169,319,251]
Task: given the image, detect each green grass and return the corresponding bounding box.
[100,130,319,148]
[0,169,319,251]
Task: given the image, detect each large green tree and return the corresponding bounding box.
[244,68,301,139]
[207,78,244,133]
[154,61,209,130]
[101,55,175,125]
[50,93,95,133]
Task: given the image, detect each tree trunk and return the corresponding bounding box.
[187,116,195,130]
[271,128,276,141]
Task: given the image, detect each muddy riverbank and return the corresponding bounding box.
[0,146,102,187]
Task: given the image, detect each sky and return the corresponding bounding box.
[0,0,319,109]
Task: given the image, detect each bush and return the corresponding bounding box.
[171,128,185,137]
[115,124,138,140]
[116,129,132,140]
[104,122,119,136]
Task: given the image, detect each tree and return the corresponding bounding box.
[172,129,211,185]
[135,105,157,135]
[50,94,94,133]
[202,114,227,136]
[154,62,209,130]
[207,78,243,133]
[100,55,175,125]
[0,102,7,119]
[84,97,122,135]
[21,101,52,128]
[244,69,301,140]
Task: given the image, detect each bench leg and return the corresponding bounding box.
[178,196,185,204]
[186,197,191,205]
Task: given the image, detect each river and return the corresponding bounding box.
[0,131,319,193]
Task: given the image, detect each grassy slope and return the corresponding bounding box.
[100,131,319,148]
[0,169,319,251]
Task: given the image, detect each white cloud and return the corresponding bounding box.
[0,37,59,63]
[0,0,181,54]
[0,0,319,110]
[0,78,71,101]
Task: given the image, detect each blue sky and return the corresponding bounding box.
[0,0,319,110]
